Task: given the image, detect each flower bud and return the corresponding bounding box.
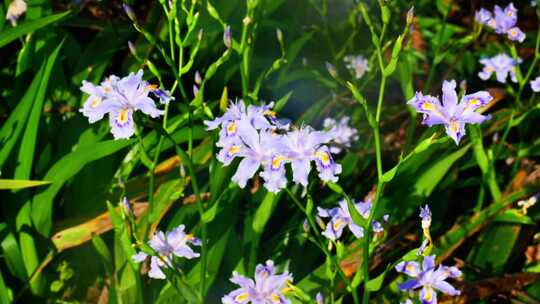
[276,28,283,44]
[406,6,414,25]
[325,62,338,78]
[223,25,232,48]
[123,4,136,21]
[197,29,204,41]
[128,41,137,57]
[121,197,134,218]
[195,70,202,85]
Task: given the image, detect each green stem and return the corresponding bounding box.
[284,189,359,304]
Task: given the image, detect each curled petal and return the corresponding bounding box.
[231,158,260,188]
[397,279,420,291]
[395,261,421,277]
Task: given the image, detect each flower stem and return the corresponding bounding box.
[284,188,360,304]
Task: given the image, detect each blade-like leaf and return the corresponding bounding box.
[0,179,51,190]
[32,139,132,236]
[0,11,70,48]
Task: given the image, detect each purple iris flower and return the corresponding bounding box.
[478,54,519,83]
[530,76,540,92]
[323,116,359,154]
[343,54,369,79]
[132,225,201,279]
[204,100,275,147]
[222,260,293,304]
[229,118,289,193]
[316,198,389,241]
[283,126,340,186]
[475,3,525,42]
[408,80,492,145]
[395,255,462,304]
[80,70,169,139]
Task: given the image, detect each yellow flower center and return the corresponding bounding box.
[118,108,129,124]
[449,120,460,133]
[270,293,281,303]
[228,145,241,156]
[488,19,496,27]
[333,218,345,230]
[226,121,237,135]
[405,264,415,272]
[424,288,433,301]
[264,110,277,117]
[315,151,331,166]
[104,87,112,93]
[271,155,286,170]
[91,98,101,108]
[146,84,158,91]
[510,29,518,37]
[421,102,433,110]
[235,292,250,302]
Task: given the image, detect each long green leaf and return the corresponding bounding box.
[0,11,70,48]
[0,179,51,190]
[0,63,45,169]
[32,139,131,236]
[15,40,63,180]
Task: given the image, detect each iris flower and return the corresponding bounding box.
[408,80,492,145]
[6,0,26,26]
[317,198,387,241]
[323,116,359,154]
[530,76,540,92]
[478,54,519,83]
[343,55,369,79]
[395,255,461,304]
[80,70,171,139]
[222,260,293,304]
[132,225,201,279]
[475,3,525,42]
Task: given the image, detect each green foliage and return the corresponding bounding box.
[0,1,539,304]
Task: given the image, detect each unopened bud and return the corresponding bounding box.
[406,6,414,25]
[325,62,337,78]
[223,25,232,48]
[303,219,310,233]
[195,71,202,85]
[121,197,134,218]
[193,84,199,96]
[123,4,136,21]
[243,16,252,25]
[128,41,137,56]
[197,29,204,41]
[459,80,467,92]
[276,28,283,44]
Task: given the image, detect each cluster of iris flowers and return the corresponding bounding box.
[205,100,356,193]
[475,3,526,42]
[80,70,172,139]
